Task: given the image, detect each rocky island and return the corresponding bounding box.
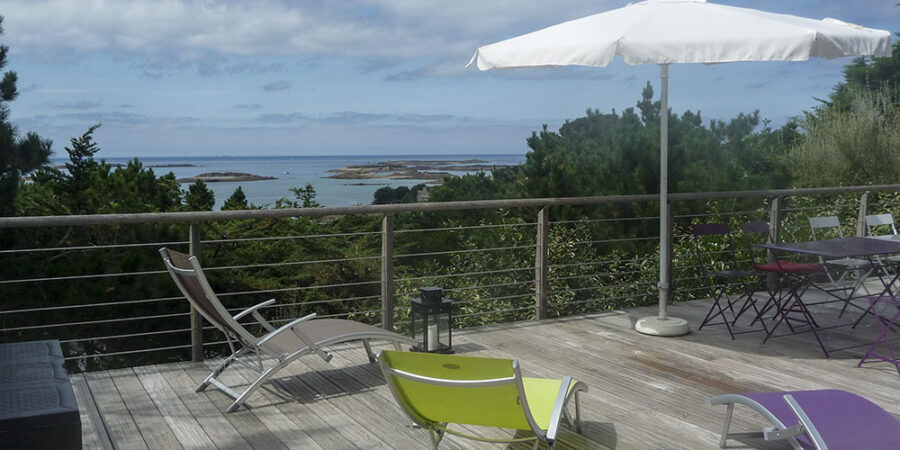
[326,159,508,183]
[177,172,276,183]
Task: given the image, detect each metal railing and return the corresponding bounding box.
[2,184,899,371]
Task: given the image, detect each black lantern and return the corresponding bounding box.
[410,287,452,353]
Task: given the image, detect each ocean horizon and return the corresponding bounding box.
[50,154,527,209]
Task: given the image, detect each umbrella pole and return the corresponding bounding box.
[659,63,670,321]
[635,64,690,336]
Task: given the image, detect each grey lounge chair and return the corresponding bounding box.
[712,389,900,449]
[159,247,415,412]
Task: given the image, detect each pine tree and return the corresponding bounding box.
[222,186,248,210]
[185,180,215,211]
[0,16,52,216]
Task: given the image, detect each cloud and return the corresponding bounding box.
[257,112,308,123]
[55,100,102,110]
[395,113,455,123]
[262,80,292,91]
[49,111,201,126]
[235,103,262,110]
[198,61,287,77]
[1,0,615,68]
[256,110,465,125]
[322,111,391,124]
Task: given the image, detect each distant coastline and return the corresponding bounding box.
[46,154,527,208]
[326,159,508,182]
[178,172,276,183]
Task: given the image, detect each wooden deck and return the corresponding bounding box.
[70,294,900,449]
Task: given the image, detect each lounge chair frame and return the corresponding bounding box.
[712,389,900,450]
[712,393,810,449]
[378,350,587,449]
[160,247,415,412]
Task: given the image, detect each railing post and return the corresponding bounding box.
[535,206,549,320]
[767,196,782,292]
[857,191,869,236]
[189,222,204,362]
[382,214,395,332]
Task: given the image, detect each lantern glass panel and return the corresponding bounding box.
[409,297,452,353]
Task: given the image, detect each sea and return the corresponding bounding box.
[58,154,526,209]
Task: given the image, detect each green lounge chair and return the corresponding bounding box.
[378,350,587,449]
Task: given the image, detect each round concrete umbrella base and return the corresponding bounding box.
[634,316,690,337]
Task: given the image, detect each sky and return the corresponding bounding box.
[2,0,897,158]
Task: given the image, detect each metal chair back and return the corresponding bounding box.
[866,213,898,236]
[808,216,845,240]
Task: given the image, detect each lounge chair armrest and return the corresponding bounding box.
[546,376,575,442]
[233,299,277,331]
[233,299,276,321]
[257,312,317,346]
[256,313,333,362]
[782,394,827,450]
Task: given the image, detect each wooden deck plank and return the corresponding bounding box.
[226,360,390,449]
[179,362,290,450]
[203,358,341,450]
[108,368,184,450]
[83,370,150,450]
[157,364,252,450]
[69,373,114,450]
[132,364,217,449]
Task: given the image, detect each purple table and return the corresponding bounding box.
[757,237,900,357]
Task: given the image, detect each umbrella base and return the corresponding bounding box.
[634,316,690,336]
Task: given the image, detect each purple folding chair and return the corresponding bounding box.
[691,223,767,339]
[858,295,900,375]
[711,389,900,449]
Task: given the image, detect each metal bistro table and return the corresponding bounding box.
[757,237,900,358]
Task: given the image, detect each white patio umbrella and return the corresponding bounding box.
[468,0,891,336]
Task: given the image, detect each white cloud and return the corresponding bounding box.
[1,0,616,63]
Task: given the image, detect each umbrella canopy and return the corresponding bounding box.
[468,0,891,336]
[469,0,891,69]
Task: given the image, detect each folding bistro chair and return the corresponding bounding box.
[691,223,767,338]
[741,221,824,330]
[808,216,873,301]
[866,213,898,237]
[857,295,900,375]
[159,247,416,412]
[865,213,900,271]
[712,389,900,449]
[379,350,587,450]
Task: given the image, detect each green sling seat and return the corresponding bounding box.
[379,350,588,449]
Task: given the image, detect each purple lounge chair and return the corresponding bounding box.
[711,389,900,449]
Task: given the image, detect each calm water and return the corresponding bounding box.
[65,154,526,209]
